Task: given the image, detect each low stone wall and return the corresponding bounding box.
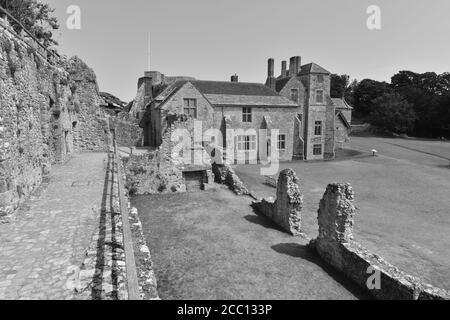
[252,168,303,236]
[310,183,450,300]
[75,149,127,300]
[129,206,159,300]
[212,163,249,196]
[123,152,184,195]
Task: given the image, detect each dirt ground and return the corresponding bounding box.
[234,136,450,290]
[132,187,370,300]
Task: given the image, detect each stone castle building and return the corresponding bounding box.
[135,56,352,163]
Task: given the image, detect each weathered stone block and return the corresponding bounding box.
[253,168,302,235]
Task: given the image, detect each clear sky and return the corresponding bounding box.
[46,0,450,102]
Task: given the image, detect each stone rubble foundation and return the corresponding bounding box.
[310,182,450,300]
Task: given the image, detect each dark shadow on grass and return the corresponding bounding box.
[271,243,372,300]
[244,208,286,234]
[384,142,450,160]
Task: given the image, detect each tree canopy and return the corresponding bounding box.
[370,92,416,134]
[0,0,59,48]
[342,70,450,138]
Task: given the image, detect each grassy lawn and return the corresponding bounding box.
[132,187,369,300]
[234,136,450,290]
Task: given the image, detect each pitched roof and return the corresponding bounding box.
[203,94,297,107]
[335,110,351,128]
[331,98,354,110]
[298,63,330,75]
[275,78,291,92]
[99,92,126,108]
[191,80,280,96]
[155,80,297,108]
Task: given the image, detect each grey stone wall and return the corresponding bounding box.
[65,56,110,152]
[252,168,303,235]
[0,17,112,217]
[0,18,78,217]
[300,73,335,160]
[311,183,450,300]
[110,114,142,147]
[125,117,213,195]
[213,106,297,162]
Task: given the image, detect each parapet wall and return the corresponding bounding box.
[311,183,450,300]
[252,168,302,235]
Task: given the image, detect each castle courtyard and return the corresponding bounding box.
[128,136,450,299]
[234,136,450,290]
[132,187,369,300]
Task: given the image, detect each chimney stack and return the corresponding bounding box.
[265,58,276,91]
[289,56,302,76]
[295,56,301,75]
[267,58,275,77]
[281,60,287,77]
[289,57,295,76]
[231,74,239,82]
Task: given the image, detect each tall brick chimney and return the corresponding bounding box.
[281,60,287,77]
[231,74,239,82]
[289,56,301,76]
[295,56,301,75]
[265,58,276,90]
[268,58,274,78]
[289,57,295,77]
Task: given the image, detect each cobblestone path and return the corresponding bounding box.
[0,153,107,300]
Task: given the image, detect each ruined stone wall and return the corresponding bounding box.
[252,168,302,235]
[0,17,111,217]
[65,56,110,151]
[0,17,80,217]
[110,113,142,147]
[212,163,249,196]
[311,183,450,300]
[124,116,214,195]
[128,82,145,120]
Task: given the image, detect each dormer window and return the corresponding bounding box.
[290,88,299,103]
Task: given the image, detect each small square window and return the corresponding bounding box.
[277,134,286,150]
[313,144,322,155]
[242,107,252,123]
[317,75,324,83]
